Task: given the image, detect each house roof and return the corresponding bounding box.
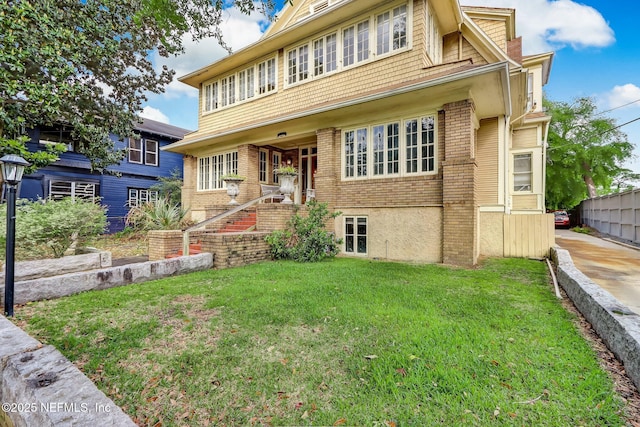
[135,118,192,141]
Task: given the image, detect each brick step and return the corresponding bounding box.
[165,243,202,259]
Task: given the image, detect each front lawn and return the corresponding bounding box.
[16,258,625,426]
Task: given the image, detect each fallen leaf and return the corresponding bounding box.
[493,407,500,417]
[364,355,378,360]
[334,418,347,426]
[295,402,304,410]
[508,412,517,418]
[280,358,289,365]
[301,411,309,419]
[385,421,397,427]
[396,368,407,377]
[491,360,500,366]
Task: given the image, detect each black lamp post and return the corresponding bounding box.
[1,154,30,317]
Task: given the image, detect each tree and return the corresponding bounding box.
[0,0,280,172]
[545,97,636,210]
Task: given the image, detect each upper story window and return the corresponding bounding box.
[128,137,158,166]
[376,5,407,55]
[343,114,436,180]
[39,124,76,151]
[285,3,411,88]
[202,56,277,114]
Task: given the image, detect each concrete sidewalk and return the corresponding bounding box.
[555,229,640,315]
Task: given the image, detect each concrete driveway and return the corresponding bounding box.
[555,229,640,315]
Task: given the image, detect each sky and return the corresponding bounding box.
[140,0,640,175]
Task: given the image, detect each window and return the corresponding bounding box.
[49,180,97,201]
[39,124,75,151]
[145,139,158,166]
[342,26,355,67]
[258,57,276,95]
[197,151,239,190]
[343,115,435,179]
[514,153,532,191]
[128,138,142,164]
[272,152,281,184]
[288,45,310,85]
[377,5,407,55]
[259,149,268,183]
[128,188,158,207]
[425,4,442,64]
[202,57,275,113]
[405,117,435,174]
[357,20,370,62]
[129,137,158,166]
[345,216,367,254]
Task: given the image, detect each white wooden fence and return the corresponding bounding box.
[579,188,640,245]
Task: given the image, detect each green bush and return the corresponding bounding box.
[125,197,190,231]
[0,198,107,260]
[265,200,342,262]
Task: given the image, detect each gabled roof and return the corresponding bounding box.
[135,118,191,141]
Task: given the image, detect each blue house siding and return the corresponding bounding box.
[19,119,188,233]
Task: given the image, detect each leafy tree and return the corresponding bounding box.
[150,168,183,206]
[0,0,281,172]
[545,97,636,210]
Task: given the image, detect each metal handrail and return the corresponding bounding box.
[182,192,283,256]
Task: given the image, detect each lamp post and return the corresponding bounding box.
[1,154,30,317]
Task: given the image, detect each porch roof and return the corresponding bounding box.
[164,61,511,154]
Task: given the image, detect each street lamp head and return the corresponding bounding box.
[0,154,30,186]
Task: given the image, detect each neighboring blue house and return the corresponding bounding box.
[19,118,190,233]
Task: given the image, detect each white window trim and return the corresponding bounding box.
[145,139,159,166]
[284,2,413,89]
[49,180,98,202]
[202,55,278,115]
[259,148,269,183]
[128,137,143,164]
[513,152,533,192]
[344,215,368,256]
[128,188,159,207]
[341,113,438,181]
[197,150,239,191]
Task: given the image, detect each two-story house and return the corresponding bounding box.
[20,118,189,232]
[165,0,554,266]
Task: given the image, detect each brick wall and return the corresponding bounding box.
[202,232,272,269]
[442,100,478,266]
[148,230,207,261]
[256,204,295,231]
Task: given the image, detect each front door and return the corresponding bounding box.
[299,145,317,204]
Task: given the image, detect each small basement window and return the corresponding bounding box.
[345,216,367,255]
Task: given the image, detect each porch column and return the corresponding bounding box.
[238,144,260,202]
[315,127,339,227]
[442,100,478,266]
[182,154,197,215]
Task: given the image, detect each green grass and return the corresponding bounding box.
[15,258,625,426]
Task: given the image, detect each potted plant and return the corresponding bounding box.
[275,165,297,204]
[221,173,246,205]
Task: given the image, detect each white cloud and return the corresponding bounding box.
[461,0,615,54]
[604,84,640,110]
[140,106,170,124]
[154,6,267,99]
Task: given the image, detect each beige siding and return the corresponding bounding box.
[512,127,537,149]
[503,213,554,258]
[190,0,487,141]
[473,19,507,51]
[512,194,538,210]
[476,118,499,205]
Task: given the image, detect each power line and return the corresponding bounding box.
[596,98,640,116]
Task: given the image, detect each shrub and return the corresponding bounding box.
[150,168,183,206]
[265,200,342,262]
[125,197,190,231]
[0,197,107,260]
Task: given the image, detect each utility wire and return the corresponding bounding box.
[595,98,640,116]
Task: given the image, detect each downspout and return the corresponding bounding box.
[458,23,463,61]
[504,115,511,214]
